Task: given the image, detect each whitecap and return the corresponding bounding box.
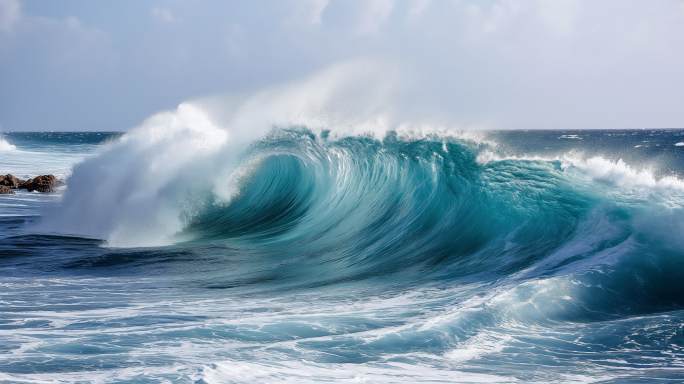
[0,136,16,151]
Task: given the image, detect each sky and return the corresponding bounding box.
[1,0,684,131]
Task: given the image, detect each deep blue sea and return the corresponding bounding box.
[2,128,684,383]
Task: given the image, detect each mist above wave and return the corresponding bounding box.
[34,61,422,246]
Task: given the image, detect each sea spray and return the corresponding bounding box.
[0,134,16,151]
[35,61,467,247]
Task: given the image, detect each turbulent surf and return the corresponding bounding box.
[2,115,684,382]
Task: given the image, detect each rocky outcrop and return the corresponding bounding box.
[0,185,15,194]
[1,173,63,192]
[20,175,62,192]
[0,174,25,188]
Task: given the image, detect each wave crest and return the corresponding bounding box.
[0,136,16,151]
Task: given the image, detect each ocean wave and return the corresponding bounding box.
[25,71,684,348]
[478,150,684,196]
[0,136,16,151]
[6,68,684,383]
[31,116,684,293]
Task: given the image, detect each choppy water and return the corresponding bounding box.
[2,126,684,383]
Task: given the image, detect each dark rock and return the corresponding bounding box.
[0,185,15,194]
[0,174,25,188]
[20,174,61,192]
[1,174,63,192]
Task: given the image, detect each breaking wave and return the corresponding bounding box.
[7,83,684,383]
[6,62,684,384]
[32,97,684,309]
[0,135,16,151]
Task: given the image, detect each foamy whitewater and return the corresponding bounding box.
[3,73,684,382]
[0,136,16,152]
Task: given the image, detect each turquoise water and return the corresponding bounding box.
[1,129,684,383]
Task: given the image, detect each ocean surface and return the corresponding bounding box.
[2,128,684,383]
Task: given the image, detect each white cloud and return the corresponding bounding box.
[225,24,244,57]
[467,0,522,34]
[355,0,395,36]
[309,0,328,25]
[285,0,329,27]
[65,16,81,30]
[535,0,582,37]
[4,0,684,131]
[152,7,175,23]
[408,0,430,18]
[0,0,20,32]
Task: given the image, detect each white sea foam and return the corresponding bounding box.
[561,156,684,193]
[0,360,514,384]
[477,150,684,198]
[475,150,552,166]
[0,136,16,151]
[445,331,511,362]
[38,103,231,247]
[0,271,651,383]
[192,360,511,384]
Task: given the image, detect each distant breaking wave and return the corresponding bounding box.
[0,135,16,151]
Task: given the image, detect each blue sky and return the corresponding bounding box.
[1,0,684,131]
